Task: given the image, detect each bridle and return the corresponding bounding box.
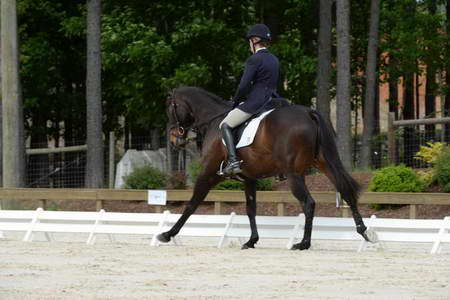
[167,95,231,147]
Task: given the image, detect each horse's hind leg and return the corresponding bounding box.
[288,174,315,250]
[242,178,259,249]
[316,160,377,243]
[157,174,222,243]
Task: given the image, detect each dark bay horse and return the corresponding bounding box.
[158,86,377,250]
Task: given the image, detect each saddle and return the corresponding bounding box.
[233,98,291,144]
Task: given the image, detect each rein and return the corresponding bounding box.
[168,97,230,135]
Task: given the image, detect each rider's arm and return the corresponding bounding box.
[232,55,258,104]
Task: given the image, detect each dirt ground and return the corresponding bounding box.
[1,233,450,300]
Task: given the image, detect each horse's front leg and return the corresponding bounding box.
[242,178,259,249]
[157,173,222,243]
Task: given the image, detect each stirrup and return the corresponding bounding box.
[222,160,242,175]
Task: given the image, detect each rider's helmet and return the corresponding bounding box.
[245,24,272,42]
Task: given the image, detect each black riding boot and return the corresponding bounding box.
[221,123,242,175]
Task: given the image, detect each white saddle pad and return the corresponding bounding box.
[235,109,274,149]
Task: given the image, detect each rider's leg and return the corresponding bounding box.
[219,108,252,175]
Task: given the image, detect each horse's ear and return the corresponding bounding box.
[166,88,175,100]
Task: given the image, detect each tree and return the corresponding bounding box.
[360,0,381,169]
[424,0,438,141]
[1,0,25,209]
[85,0,104,188]
[445,0,450,142]
[336,0,352,170]
[316,0,332,121]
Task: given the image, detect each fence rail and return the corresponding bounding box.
[0,188,449,219]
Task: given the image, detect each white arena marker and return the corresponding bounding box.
[148,190,167,205]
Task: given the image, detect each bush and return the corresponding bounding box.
[214,177,274,191]
[368,165,425,192]
[122,164,167,189]
[415,142,448,165]
[215,179,244,190]
[435,150,450,192]
[187,159,202,184]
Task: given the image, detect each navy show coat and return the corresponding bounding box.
[232,48,280,114]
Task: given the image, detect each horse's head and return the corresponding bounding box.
[166,89,195,147]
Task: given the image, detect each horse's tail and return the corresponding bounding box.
[309,110,361,205]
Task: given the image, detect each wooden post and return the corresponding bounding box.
[109,131,115,188]
[214,202,222,215]
[277,202,285,216]
[387,112,396,165]
[409,204,417,219]
[96,200,103,211]
[154,206,162,213]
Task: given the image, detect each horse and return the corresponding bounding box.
[158,86,377,250]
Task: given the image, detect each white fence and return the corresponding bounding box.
[1,209,449,254]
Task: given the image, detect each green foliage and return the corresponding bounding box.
[435,150,450,193]
[368,165,425,192]
[415,142,449,165]
[214,179,245,190]
[187,159,202,184]
[212,178,273,190]
[255,178,274,191]
[122,164,167,190]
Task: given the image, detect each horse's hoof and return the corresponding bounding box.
[291,241,311,250]
[362,228,379,243]
[157,233,171,243]
[241,243,255,250]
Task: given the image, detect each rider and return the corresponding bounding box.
[219,24,281,176]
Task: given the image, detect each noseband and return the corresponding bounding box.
[168,98,188,136]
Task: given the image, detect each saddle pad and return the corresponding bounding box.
[235,109,274,149]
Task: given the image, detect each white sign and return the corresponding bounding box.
[147,190,167,205]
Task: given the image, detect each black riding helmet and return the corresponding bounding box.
[245,24,272,41]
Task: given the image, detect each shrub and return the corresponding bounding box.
[435,149,450,192]
[214,177,274,191]
[368,165,425,192]
[215,179,244,190]
[415,142,448,165]
[187,159,202,184]
[122,164,167,189]
[256,178,274,191]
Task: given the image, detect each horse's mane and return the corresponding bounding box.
[174,86,232,107]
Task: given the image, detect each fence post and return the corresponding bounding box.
[109,131,115,189]
[96,200,103,211]
[277,202,285,216]
[409,204,417,219]
[387,112,396,165]
[214,202,222,215]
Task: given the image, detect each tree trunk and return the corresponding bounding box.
[403,73,416,166]
[336,0,352,170]
[445,0,450,142]
[1,0,25,209]
[85,0,104,188]
[316,0,332,121]
[360,0,380,170]
[425,0,437,142]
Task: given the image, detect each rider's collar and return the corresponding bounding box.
[256,47,267,53]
